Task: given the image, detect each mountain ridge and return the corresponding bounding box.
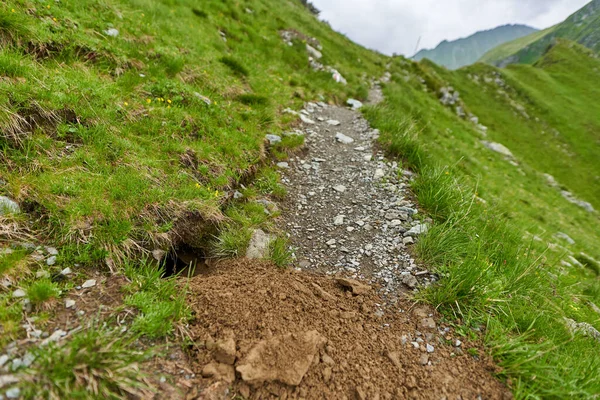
[481,0,600,66]
[412,24,538,69]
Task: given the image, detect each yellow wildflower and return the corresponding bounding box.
[11,9,15,12]
[167,99,172,104]
[53,17,57,22]
[146,98,151,104]
[124,101,129,106]
[214,190,219,197]
[167,105,171,109]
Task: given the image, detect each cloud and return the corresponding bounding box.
[311,0,591,55]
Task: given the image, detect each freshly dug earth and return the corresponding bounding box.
[184,259,511,399]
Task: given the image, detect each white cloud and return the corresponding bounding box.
[311,0,592,55]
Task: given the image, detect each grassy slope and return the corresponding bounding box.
[363,41,600,397]
[0,0,386,396]
[0,0,385,264]
[479,26,556,64]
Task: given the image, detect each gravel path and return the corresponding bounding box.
[280,83,437,304]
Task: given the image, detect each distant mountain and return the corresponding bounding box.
[412,24,538,69]
[481,0,600,66]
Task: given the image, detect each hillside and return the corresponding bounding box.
[368,40,600,396]
[412,24,537,69]
[481,0,600,66]
[1,0,600,399]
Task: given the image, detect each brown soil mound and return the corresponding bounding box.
[185,260,511,400]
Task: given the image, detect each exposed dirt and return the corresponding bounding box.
[180,259,511,400]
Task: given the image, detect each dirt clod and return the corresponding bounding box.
[236,330,326,386]
[213,337,236,365]
[336,278,372,295]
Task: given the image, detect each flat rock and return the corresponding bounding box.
[481,141,514,158]
[347,99,363,110]
[236,330,326,386]
[12,289,26,298]
[336,278,371,295]
[335,133,354,144]
[246,229,274,259]
[326,120,341,126]
[82,279,96,288]
[265,134,282,145]
[65,299,76,309]
[332,185,346,193]
[405,224,428,237]
[300,114,315,124]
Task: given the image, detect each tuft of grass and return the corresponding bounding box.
[0,248,27,275]
[219,56,249,77]
[269,236,293,268]
[124,262,190,338]
[210,225,252,258]
[26,279,60,305]
[237,94,269,106]
[25,325,153,399]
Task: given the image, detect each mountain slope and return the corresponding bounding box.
[367,40,600,397]
[481,0,600,66]
[412,24,537,69]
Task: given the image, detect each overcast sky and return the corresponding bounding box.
[311,0,591,56]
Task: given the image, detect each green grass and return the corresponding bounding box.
[269,236,293,268]
[0,0,385,270]
[123,262,190,338]
[479,26,557,64]
[26,278,60,305]
[23,325,152,399]
[364,40,600,397]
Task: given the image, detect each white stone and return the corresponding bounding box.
[104,28,119,37]
[12,289,26,298]
[373,169,385,180]
[82,279,96,288]
[46,247,58,255]
[326,120,341,126]
[347,99,363,110]
[332,185,346,193]
[0,196,20,215]
[426,344,434,353]
[306,44,322,59]
[60,267,72,275]
[333,215,345,226]
[481,141,514,158]
[335,133,354,144]
[276,162,289,169]
[65,299,76,309]
[300,114,315,124]
[246,229,274,259]
[46,256,57,266]
[265,134,282,145]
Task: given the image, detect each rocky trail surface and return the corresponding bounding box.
[176,84,511,399]
[280,83,436,304]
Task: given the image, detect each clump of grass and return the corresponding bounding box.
[210,225,252,258]
[26,279,60,305]
[219,56,249,77]
[237,94,269,106]
[576,253,600,275]
[191,9,208,18]
[254,168,287,199]
[269,236,293,268]
[26,325,152,399]
[124,262,190,338]
[412,165,469,222]
[0,248,27,275]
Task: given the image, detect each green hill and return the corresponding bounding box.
[367,40,600,396]
[481,0,600,66]
[1,0,600,398]
[413,24,537,69]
